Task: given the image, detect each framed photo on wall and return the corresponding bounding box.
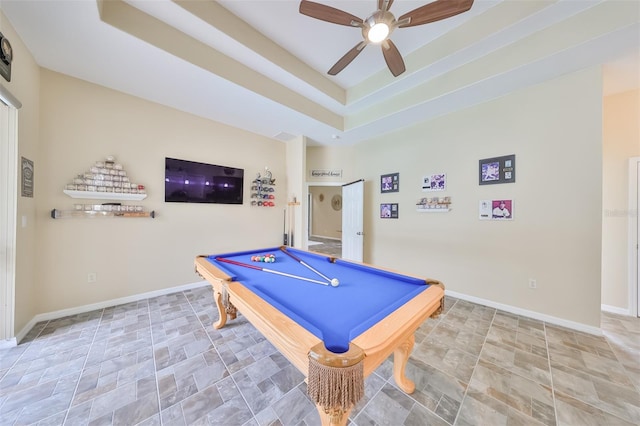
[381,173,399,193]
[479,199,514,220]
[422,173,446,191]
[479,154,515,185]
[380,203,399,219]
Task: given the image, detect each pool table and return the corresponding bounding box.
[194,247,444,426]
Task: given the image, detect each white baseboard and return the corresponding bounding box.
[446,290,603,336]
[12,283,607,347]
[601,304,632,316]
[14,280,210,345]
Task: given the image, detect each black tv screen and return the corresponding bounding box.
[165,157,244,204]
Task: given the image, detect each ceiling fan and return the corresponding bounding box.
[299,0,474,77]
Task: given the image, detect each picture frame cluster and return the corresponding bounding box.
[378,154,516,221]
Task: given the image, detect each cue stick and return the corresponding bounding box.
[283,209,288,245]
[289,201,294,247]
[279,246,332,284]
[215,257,329,286]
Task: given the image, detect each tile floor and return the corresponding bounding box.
[307,237,342,258]
[1,286,639,426]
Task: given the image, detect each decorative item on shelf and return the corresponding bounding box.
[257,167,275,185]
[416,196,451,212]
[251,167,276,207]
[63,155,147,201]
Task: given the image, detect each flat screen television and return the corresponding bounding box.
[165,157,244,204]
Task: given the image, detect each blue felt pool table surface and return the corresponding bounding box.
[204,247,431,353]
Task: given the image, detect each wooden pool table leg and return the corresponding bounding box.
[393,334,416,394]
[316,405,352,426]
[212,288,238,330]
[212,289,228,329]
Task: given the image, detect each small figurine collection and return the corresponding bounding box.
[416,196,451,210]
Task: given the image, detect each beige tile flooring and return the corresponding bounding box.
[0,285,638,425]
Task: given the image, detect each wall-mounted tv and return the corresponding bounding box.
[165,157,244,204]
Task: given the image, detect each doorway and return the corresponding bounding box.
[308,184,342,257]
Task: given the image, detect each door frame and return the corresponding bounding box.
[305,182,343,246]
[629,157,639,317]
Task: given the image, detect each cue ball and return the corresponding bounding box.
[330,278,339,287]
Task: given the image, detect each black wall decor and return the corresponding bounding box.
[0,32,13,82]
[479,154,515,185]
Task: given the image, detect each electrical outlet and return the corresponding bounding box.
[529,278,537,289]
[88,273,97,283]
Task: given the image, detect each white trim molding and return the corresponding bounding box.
[446,290,603,336]
[629,157,639,318]
[10,281,608,347]
[14,281,210,345]
[0,83,22,109]
[601,304,631,316]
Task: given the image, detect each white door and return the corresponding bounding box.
[342,179,364,261]
[0,101,17,344]
[637,159,640,317]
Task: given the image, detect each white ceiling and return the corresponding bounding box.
[1,0,638,146]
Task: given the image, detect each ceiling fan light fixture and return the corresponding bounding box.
[367,22,389,42]
[363,10,395,43]
[298,0,475,77]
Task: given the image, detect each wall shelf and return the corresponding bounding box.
[63,190,147,201]
[417,208,450,213]
[51,209,155,219]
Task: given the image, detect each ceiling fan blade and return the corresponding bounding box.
[299,0,362,27]
[328,42,367,75]
[378,0,394,12]
[398,0,474,28]
[381,39,405,77]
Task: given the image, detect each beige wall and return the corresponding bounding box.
[310,67,604,328]
[306,145,357,184]
[35,70,286,314]
[602,89,640,310]
[285,137,306,248]
[1,12,41,336]
[309,186,341,239]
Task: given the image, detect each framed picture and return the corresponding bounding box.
[479,154,515,185]
[21,157,34,198]
[381,173,399,193]
[422,173,446,191]
[479,199,514,220]
[380,203,399,219]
